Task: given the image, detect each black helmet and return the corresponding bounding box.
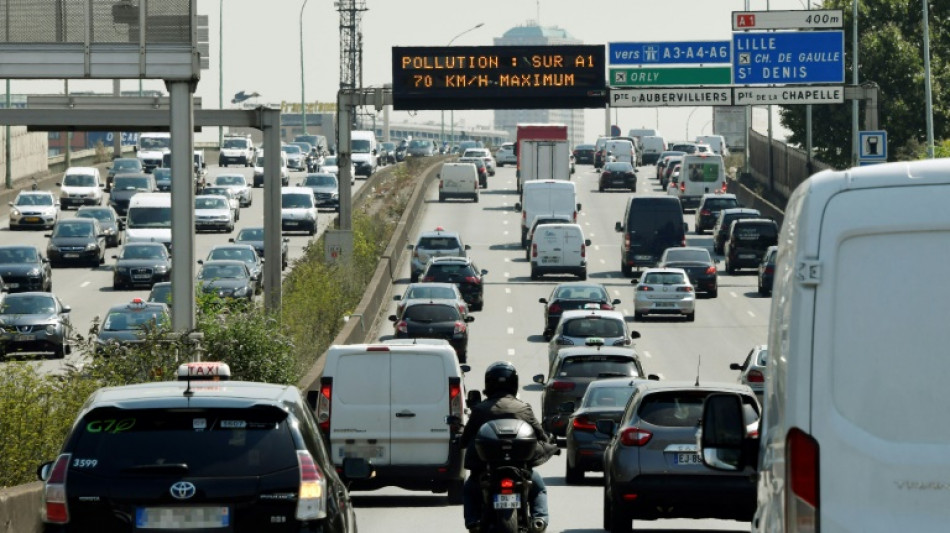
[484,361,518,397]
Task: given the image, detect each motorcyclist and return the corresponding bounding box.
[459,361,554,533]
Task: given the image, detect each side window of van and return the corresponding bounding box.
[687,162,721,183]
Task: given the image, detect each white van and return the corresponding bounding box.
[57,166,103,209]
[695,134,729,156]
[604,140,636,166]
[640,135,667,165]
[125,192,172,250]
[671,153,726,210]
[529,223,591,280]
[350,130,378,177]
[135,132,171,173]
[438,162,479,203]
[318,340,468,500]
[700,159,950,532]
[252,151,290,188]
[515,180,581,248]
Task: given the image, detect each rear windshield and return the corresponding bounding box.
[638,390,758,428]
[627,208,682,244]
[685,161,721,183]
[427,263,475,278]
[404,304,460,323]
[114,177,150,190]
[663,249,710,263]
[405,285,456,300]
[553,285,608,301]
[642,272,686,285]
[418,237,460,250]
[557,356,639,379]
[70,407,296,476]
[605,162,634,172]
[582,386,635,409]
[63,174,96,187]
[702,197,738,210]
[732,223,778,242]
[563,317,624,338]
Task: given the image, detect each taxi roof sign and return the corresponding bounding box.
[177,362,232,381]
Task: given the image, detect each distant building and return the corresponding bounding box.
[493,22,586,148]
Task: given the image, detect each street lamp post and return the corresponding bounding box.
[218,0,223,148]
[685,107,701,140]
[441,23,484,149]
[300,0,309,135]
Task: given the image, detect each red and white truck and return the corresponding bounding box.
[515,124,571,193]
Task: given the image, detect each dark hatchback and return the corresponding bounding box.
[758,245,778,296]
[421,257,487,311]
[563,378,639,484]
[196,260,257,302]
[539,282,619,340]
[152,167,172,191]
[112,242,172,290]
[37,374,359,533]
[109,173,155,216]
[573,144,596,165]
[76,206,122,247]
[712,208,760,255]
[0,245,52,293]
[694,193,739,234]
[230,227,290,270]
[457,157,488,188]
[599,162,637,192]
[724,218,779,273]
[657,246,719,298]
[388,300,474,362]
[106,158,143,190]
[46,218,106,268]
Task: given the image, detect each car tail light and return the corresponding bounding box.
[747,369,765,383]
[396,320,408,334]
[676,286,693,292]
[700,209,711,216]
[532,243,538,258]
[600,303,612,310]
[581,243,586,258]
[603,171,611,177]
[551,380,575,391]
[679,182,685,192]
[705,265,717,275]
[637,285,653,291]
[548,303,561,314]
[500,478,515,495]
[43,453,71,524]
[572,415,596,432]
[465,276,481,285]
[786,428,820,533]
[423,276,435,282]
[453,321,467,335]
[619,427,652,447]
[573,210,577,222]
[316,378,332,433]
[439,180,443,190]
[765,265,775,274]
[721,183,728,192]
[296,450,328,520]
[449,377,463,425]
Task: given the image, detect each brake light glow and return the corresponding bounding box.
[624,233,630,252]
[548,303,561,314]
[555,337,574,346]
[679,182,685,192]
[676,286,694,292]
[619,427,653,447]
[500,478,515,495]
[705,266,717,275]
[316,378,332,433]
[573,210,577,222]
[43,453,71,524]
[296,450,328,520]
[786,428,819,533]
[439,180,443,189]
[464,276,480,285]
[396,320,408,334]
[572,415,596,432]
[637,285,653,291]
[600,303,613,310]
[765,266,775,274]
[423,276,435,282]
[551,380,575,392]
[449,377,463,424]
[700,209,711,216]
[580,243,586,258]
[532,243,538,258]
[747,369,765,383]
[453,321,467,335]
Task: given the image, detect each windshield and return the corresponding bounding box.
[138,136,171,150]
[0,295,55,315]
[282,194,312,209]
[733,223,778,242]
[409,140,429,149]
[418,236,460,250]
[195,197,228,210]
[152,169,171,180]
[215,175,245,186]
[53,222,94,238]
[637,390,746,428]
[120,245,165,260]
[202,187,231,198]
[114,177,150,191]
[127,206,171,229]
[198,264,246,280]
[405,285,457,300]
[281,145,302,155]
[323,157,338,166]
[553,285,608,301]
[222,139,249,149]
[63,174,96,187]
[605,162,634,172]
[563,318,624,338]
[352,139,371,153]
[642,272,687,285]
[703,197,738,210]
[582,386,636,409]
[208,249,256,264]
[303,175,337,187]
[557,356,640,379]
[0,247,38,263]
[15,194,53,206]
[113,159,141,171]
[103,309,168,331]
[77,209,112,223]
[237,228,263,241]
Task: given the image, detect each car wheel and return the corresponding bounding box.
[686,312,696,322]
[530,268,540,281]
[227,224,234,233]
[446,478,464,505]
[113,281,123,291]
[726,261,736,275]
[598,185,605,192]
[578,269,587,281]
[473,194,479,203]
[308,224,316,236]
[52,339,66,359]
[621,263,632,277]
[410,273,419,283]
[708,288,718,298]
[634,311,644,321]
[695,226,704,235]
[565,458,584,485]
[608,493,633,533]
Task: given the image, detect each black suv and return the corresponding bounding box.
[37,363,361,533]
[421,256,487,311]
[712,208,761,254]
[724,218,779,273]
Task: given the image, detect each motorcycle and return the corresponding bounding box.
[473,418,558,533]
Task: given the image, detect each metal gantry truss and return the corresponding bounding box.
[336,0,367,92]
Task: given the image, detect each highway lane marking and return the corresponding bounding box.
[503,220,508,225]
[599,259,605,264]
[506,306,513,313]
[748,311,756,317]
[594,245,600,251]
[81,281,90,287]
[643,350,652,358]
[504,257,510,262]
[507,348,515,356]
[505,288,511,294]
[612,289,620,296]
[504,230,509,235]
[590,232,595,238]
[504,272,510,278]
[507,327,514,335]
[656,373,665,380]
[622,308,630,315]
[730,291,737,298]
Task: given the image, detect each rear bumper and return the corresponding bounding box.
[612,474,756,521]
[531,263,586,277]
[344,442,464,492]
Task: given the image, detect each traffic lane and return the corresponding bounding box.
[359,163,761,532]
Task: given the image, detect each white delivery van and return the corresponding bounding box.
[135,132,171,173]
[700,159,950,532]
[675,153,726,210]
[317,340,468,501]
[350,130,378,177]
[695,134,729,156]
[57,166,104,209]
[125,192,172,250]
[252,151,290,188]
[517,139,571,193]
[640,135,667,165]
[515,180,580,248]
[438,162,479,203]
[604,140,636,166]
[529,223,591,280]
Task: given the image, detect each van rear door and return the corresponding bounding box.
[810,184,950,530]
[389,351,451,465]
[330,352,392,466]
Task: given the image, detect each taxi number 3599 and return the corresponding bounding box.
[73,458,99,469]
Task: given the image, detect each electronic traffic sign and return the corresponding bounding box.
[732,31,844,85]
[391,45,606,110]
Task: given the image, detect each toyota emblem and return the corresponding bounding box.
[169,481,196,500]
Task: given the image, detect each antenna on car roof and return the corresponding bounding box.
[694,355,701,387]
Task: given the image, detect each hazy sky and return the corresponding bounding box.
[13,0,809,142]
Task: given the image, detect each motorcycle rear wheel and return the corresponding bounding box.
[491,508,519,533]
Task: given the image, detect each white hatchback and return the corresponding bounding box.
[212,174,253,207]
[9,191,60,230]
[633,267,696,321]
[193,194,234,233]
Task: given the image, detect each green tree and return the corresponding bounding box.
[780,0,950,168]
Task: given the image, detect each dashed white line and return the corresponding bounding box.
[504,272,510,278]
[507,327,514,335]
[507,348,515,356]
[503,230,509,236]
[80,281,90,288]
[505,288,511,294]
[622,308,630,316]
[503,220,508,225]
[730,291,737,298]
[594,245,600,251]
[506,306,513,314]
[585,221,591,226]
[612,289,620,296]
[504,257,511,262]
[747,311,756,318]
[643,350,652,358]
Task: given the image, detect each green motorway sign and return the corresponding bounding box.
[610,67,732,86]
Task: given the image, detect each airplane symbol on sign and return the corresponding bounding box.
[737,14,755,27]
[614,71,627,83]
[739,52,751,65]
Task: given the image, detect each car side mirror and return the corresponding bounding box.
[532,374,544,384]
[37,461,53,482]
[460,364,471,373]
[629,331,641,340]
[282,238,290,243]
[55,182,62,187]
[388,314,398,322]
[306,389,319,410]
[584,239,592,246]
[538,297,548,304]
[393,295,402,301]
[595,419,616,437]
[464,244,471,250]
[577,203,582,211]
[111,255,118,259]
[44,234,52,238]
[465,316,475,323]
[342,457,374,480]
[62,306,71,313]
[197,260,204,265]
[514,202,521,211]
[436,173,440,179]
[615,222,622,232]
[611,298,621,305]
[406,244,414,251]
[557,401,575,414]
[700,393,752,472]
[481,269,488,276]
[729,363,743,371]
[683,222,689,234]
[466,389,482,408]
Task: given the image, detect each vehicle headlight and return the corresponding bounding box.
[45,324,57,335]
[154,266,168,273]
[233,286,249,296]
[11,209,19,217]
[27,268,40,277]
[115,266,129,273]
[331,192,339,199]
[85,243,99,250]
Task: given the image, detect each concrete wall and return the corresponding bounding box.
[0,482,41,533]
[0,127,48,185]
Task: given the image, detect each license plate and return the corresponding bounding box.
[655,302,675,307]
[25,217,40,222]
[63,253,80,258]
[5,283,18,289]
[634,255,652,261]
[15,334,36,342]
[284,221,298,226]
[133,275,151,281]
[675,452,702,465]
[740,254,756,259]
[340,445,384,459]
[135,506,230,529]
[493,494,521,509]
[543,256,559,264]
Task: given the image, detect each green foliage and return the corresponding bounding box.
[780,0,950,168]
